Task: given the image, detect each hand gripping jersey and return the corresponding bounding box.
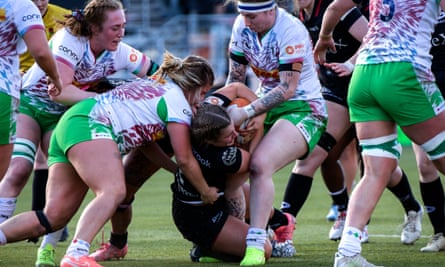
[172,144,243,204]
[0,0,44,98]
[299,0,364,91]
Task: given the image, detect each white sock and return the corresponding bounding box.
[338,226,362,256]
[40,228,64,249]
[66,238,90,258]
[0,229,7,245]
[246,227,267,251]
[0,198,17,223]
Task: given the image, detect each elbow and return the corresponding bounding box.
[175,155,195,171]
[175,160,189,171]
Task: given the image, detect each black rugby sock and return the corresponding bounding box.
[387,170,421,214]
[281,173,313,217]
[32,169,48,211]
[420,178,445,234]
[110,232,128,249]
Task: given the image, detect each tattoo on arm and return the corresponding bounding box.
[227,60,247,84]
[256,71,295,113]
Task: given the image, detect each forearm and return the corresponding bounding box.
[25,30,61,86]
[226,60,247,85]
[32,50,61,84]
[249,70,298,116]
[178,159,210,196]
[320,0,357,37]
[51,84,97,106]
[139,142,177,174]
[214,82,258,102]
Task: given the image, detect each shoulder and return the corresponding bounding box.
[52,28,83,44]
[10,1,43,31]
[276,8,306,33]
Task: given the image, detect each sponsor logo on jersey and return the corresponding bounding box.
[92,132,112,139]
[183,109,192,117]
[285,44,304,55]
[58,45,79,61]
[22,13,41,22]
[193,149,212,168]
[129,53,138,62]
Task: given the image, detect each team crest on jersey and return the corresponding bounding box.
[221,147,237,166]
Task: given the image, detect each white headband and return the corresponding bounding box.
[237,0,276,13]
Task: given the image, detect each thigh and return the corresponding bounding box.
[45,162,89,227]
[325,100,351,139]
[172,200,228,249]
[212,215,248,258]
[402,110,445,144]
[253,119,307,175]
[15,113,42,144]
[67,139,125,194]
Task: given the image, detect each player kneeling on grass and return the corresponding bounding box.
[172,84,297,263]
[171,103,273,263]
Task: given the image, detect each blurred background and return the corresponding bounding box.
[52,0,296,85]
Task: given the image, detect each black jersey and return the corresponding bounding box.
[299,0,364,91]
[171,144,243,204]
[431,11,445,73]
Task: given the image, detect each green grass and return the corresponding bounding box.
[2,146,445,266]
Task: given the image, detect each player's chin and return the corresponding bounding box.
[108,41,120,51]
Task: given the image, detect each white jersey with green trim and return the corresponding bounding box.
[90,78,192,154]
[22,27,150,114]
[229,7,322,101]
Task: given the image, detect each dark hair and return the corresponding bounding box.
[62,0,123,37]
[191,104,231,145]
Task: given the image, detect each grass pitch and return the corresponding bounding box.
[1,146,445,266]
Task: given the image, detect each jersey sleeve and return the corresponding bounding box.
[278,19,307,68]
[13,0,45,37]
[13,0,45,55]
[159,86,193,126]
[228,15,249,65]
[49,29,83,69]
[214,146,243,174]
[114,42,151,76]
